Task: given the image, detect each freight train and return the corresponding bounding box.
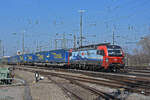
[0,43,125,72]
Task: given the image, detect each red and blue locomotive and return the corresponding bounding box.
[1,43,125,72]
[69,43,125,72]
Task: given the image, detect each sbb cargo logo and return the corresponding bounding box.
[52,53,62,59]
[37,54,44,60]
[28,56,32,60]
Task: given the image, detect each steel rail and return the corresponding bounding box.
[15,66,150,95]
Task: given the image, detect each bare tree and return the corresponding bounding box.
[128,35,150,66]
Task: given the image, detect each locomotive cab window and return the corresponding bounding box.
[69,52,72,56]
[97,50,105,56]
[108,48,122,56]
[107,45,123,57]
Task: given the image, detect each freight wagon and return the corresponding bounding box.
[34,49,69,66]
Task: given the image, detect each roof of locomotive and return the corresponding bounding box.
[78,43,110,48]
[72,43,110,50]
[106,45,121,49]
[71,43,122,51]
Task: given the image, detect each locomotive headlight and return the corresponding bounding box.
[106,58,109,62]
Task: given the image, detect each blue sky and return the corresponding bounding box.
[0,0,150,56]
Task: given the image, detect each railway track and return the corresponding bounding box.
[41,70,150,96]
[127,66,150,73]
[127,66,150,70]
[48,76,117,100]
[128,69,150,74]
[48,76,84,100]
[16,66,120,100]
[126,66,150,77]
[15,65,150,96]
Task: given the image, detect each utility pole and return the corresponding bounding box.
[49,39,52,50]
[112,31,115,45]
[2,45,4,57]
[55,33,73,49]
[74,34,76,48]
[22,30,25,55]
[40,46,42,52]
[36,40,39,52]
[55,39,57,49]
[62,33,66,49]
[0,40,2,57]
[79,10,85,47]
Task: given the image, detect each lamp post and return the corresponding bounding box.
[12,30,26,55]
[22,30,25,55]
[79,10,85,47]
[0,40,2,57]
[81,33,96,45]
[0,40,5,57]
[55,33,73,49]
